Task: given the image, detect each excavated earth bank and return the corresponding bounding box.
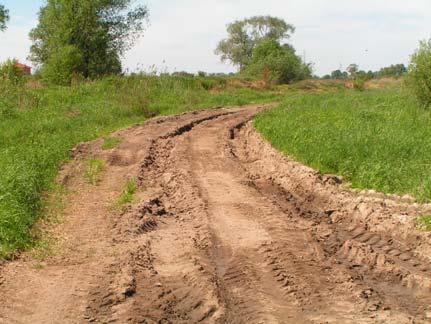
[0,104,431,323]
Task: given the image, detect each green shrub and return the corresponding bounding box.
[407,39,431,107]
[242,40,310,84]
[41,45,84,85]
[353,76,366,91]
[0,59,25,86]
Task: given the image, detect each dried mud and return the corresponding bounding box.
[0,105,430,323]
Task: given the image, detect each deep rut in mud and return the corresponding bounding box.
[0,105,431,323]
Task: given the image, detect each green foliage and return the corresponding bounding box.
[102,136,122,150]
[416,215,431,231]
[0,75,279,257]
[117,179,138,206]
[84,158,105,185]
[254,85,431,202]
[0,59,25,85]
[347,64,359,77]
[242,40,311,84]
[29,0,148,83]
[0,4,8,31]
[377,64,407,78]
[40,45,84,85]
[216,16,295,70]
[407,39,431,107]
[331,70,348,80]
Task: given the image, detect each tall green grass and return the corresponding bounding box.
[0,75,278,257]
[254,85,431,201]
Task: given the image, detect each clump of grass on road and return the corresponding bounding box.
[254,84,431,202]
[416,215,431,231]
[102,136,122,150]
[117,179,138,206]
[84,158,105,185]
[0,75,279,258]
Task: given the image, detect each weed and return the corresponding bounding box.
[117,179,138,206]
[416,215,431,231]
[84,158,105,185]
[102,136,122,150]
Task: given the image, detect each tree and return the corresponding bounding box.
[330,69,348,79]
[0,4,9,31]
[242,39,311,84]
[215,16,295,71]
[377,64,407,77]
[347,64,359,78]
[29,0,148,83]
[407,40,431,107]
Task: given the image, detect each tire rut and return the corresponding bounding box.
[1,104,430,323]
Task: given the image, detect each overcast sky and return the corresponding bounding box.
[1,0,430,76]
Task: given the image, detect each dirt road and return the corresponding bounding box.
[0,105,430,323]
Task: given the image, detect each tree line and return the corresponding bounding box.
[321,63,407,80]
[1,2,431,106]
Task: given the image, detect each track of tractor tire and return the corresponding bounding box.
[0,104,431,323]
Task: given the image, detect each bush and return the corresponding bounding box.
[242,40,310,84]
[41,45,84,85]
[353,76,366,91]
[0,59,25,86]
[407,39,431,107]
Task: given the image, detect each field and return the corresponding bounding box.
[0,75,278,257]
[1,77,431,322]
[254,81,431,201]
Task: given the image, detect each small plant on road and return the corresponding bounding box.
[102,136,122,150]
[416,215,431,231]
[117,179,138,206]
[84,158,105,185]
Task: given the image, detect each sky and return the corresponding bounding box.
[0,0,430,76]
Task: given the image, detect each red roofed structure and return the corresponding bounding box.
[15,62,32,75]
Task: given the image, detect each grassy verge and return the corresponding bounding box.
[254,83,431,202]
[0,75,279,257]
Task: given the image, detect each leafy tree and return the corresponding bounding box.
[330,69,348,79]
[347,64,359,78]
[216,16,295,71]
[29,0,148,83]
[0,4,9,31]
[242,39,311,84]
[377,64,407,77]
[407,39,431,107]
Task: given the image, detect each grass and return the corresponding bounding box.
[0,75,280,258]
[84,158,105,185]
[416,215,431,231]
[102,136,122,150]
[254,83,431,202]
[117,179,138,206]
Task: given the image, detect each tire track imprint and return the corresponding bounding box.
[0,104,430,323]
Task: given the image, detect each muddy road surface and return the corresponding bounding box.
[0,104,431,323]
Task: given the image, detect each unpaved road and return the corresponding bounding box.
[0,104,431,323]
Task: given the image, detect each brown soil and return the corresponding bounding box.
[0,104,430,323]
